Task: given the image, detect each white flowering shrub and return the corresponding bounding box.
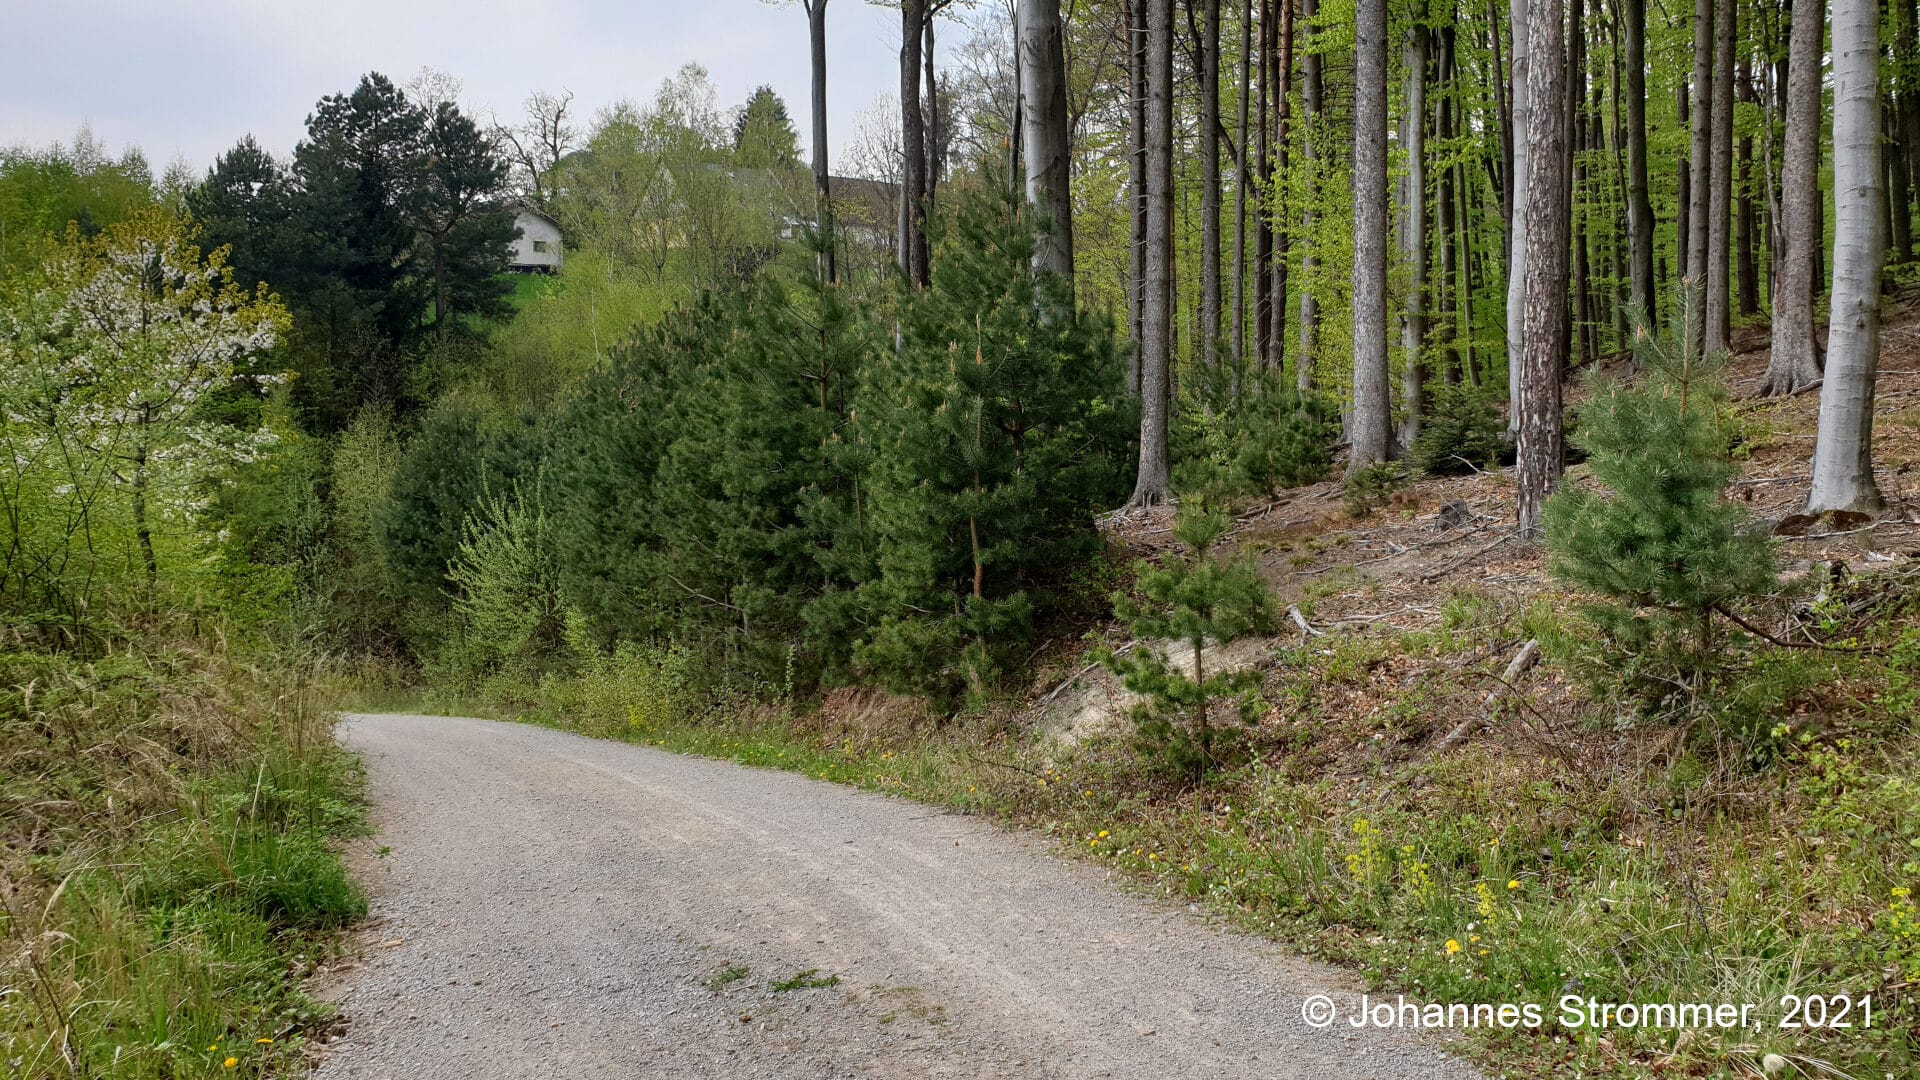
[0,209,289,621]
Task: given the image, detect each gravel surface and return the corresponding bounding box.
[317,713,1482,1079]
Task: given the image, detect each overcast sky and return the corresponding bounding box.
[4,1,945,177]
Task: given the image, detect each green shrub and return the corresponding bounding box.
[1542,294,1777,699]
[1099,502,1274,783]
[1343,461,1406,517]
[1406,382,1512,476]
[1173,364,1335,497]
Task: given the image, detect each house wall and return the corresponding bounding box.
[510,212,564,272]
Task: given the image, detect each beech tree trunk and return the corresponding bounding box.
[1350,0,1391,472]
[1505,0,1531,431]
[1018,0,1075,280]
[1194,0,1222,363]
[1765,0,1824,395]
[1131,0,1176,506]
[1687,0,1713,325]
[1704,0,1735,355]
[1398,25,1430,450]
[1807,0,1886,514]
[805,0,836,284]
[1127,0,1148,356]
[1296,0,1322,392]
[1231,0,1253,364]
[1624,0,1655,320]
[1516,0,1569,541]
[1265,0,1292,371]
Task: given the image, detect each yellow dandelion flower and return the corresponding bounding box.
[1468,934,1480,943]
[255,1038,274,1045]
[1444,939,1462,955]
[1084,789,1093,798]
[207,1045,219,1052]
[224,1057,239,1069]
[1507,879,1520,890]
[1098,830,1109,838]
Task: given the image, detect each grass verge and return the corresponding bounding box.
[2,633,367,1078]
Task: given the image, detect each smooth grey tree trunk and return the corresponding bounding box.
[1230,0,1252,365]
[1197,0,1222,365]
[1687,0,1713,320]
[1127,0,1147,355]
[1624,0,1655,319]
[1018,0,1075,281]
[1516,0,1569,541]
[1296,0,1323,392]
[1807,0,1886,513]
[1350,0,1391,472]
[1131,0,1176,506]
[1704,0,1735,355]
[1399,24,1429,451]
[1504,0,1531,433]
[1766,0,1824,396]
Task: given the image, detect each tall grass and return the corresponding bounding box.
[1,633,366,1079]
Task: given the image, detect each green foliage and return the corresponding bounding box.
[1100,503,1275,783]
[1406,382,1512,476]
[1172,364,1336,497]
[0,129,156,272]
[377,399,544,607]
[833,183,1134,702]
[732,86,802,169]
[444,477,568,682]
[191,73,516,434]
[1343,461,1407,516]
[1543,297,1777,697]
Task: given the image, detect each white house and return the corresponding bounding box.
[508,206,564,273]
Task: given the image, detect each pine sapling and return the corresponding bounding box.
[1099,501,1275,783]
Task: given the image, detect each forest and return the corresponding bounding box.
[1,0,1917,1076]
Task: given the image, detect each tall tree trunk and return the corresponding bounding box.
[1254,0,1274,366]
[1807,0,1886,513]
[1765,0,1823,395]
[1568,0,1591,367]
[1350,0,1391,471]
[1266,0,1294,371]
[1687,0,1713,321]
[1678,81,1692,281]
[1195,0,1223,363]
[1705,0,1735,354]
[1019,0,1076,280]
[1399,24,1430,449]
[1516,0,1570,541]
[1132,0,1177,506]
[1505,0,1531,431]
[900,0,930,286]
[1296,0,1323,391]
[1439,21,1462,383]
[1624,0,1655,320]
[1127,0,1148,364]
[805,0,836,284]
[925,17,943,214]
[1737,63,1760,317]
[1231,0,1254,363]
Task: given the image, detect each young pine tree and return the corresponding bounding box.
[1099,502,1275,783]
[841,183,1133,703]
[1542,292,1777,693]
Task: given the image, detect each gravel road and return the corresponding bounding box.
[317,713,1481,1079]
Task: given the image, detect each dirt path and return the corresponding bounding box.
[318,714,1480,1079]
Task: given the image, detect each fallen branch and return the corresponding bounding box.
[1433,638,1540,752]
[1287,605,1326,640]
[1713,604,1888,655]
[1419,531,1519,583]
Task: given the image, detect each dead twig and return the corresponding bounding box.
[1287,605,1326,640]
[1434,638,1541,751]
[1713,604,1888,655]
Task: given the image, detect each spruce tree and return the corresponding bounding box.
[1100,501,1275,783]
[1542,293,1777,690]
